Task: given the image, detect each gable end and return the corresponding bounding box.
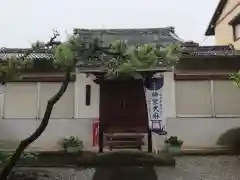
[205,0,228,36]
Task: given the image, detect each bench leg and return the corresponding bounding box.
[147,129,152,152]
[99,125,104,153]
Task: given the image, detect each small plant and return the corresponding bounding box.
[20,152,38,161]
[61,136,83,153]
[0,152,12,165]
[164,136,183,147]
[0,152,38,165]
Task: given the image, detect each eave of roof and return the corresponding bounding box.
[181,44,239,58]
[205,0,228,36]
[1,44,239,59]
[1,44,240,73]
[76,45,240,73]
[77,67,173,73]
[0,48,54,60]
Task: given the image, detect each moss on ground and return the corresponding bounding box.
[76,151,175,167]
[0,150,175,167]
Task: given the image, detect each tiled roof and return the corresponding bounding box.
[73,27,184,46]
[77,44,240,70]
[0,48,54,60]
[75,27,184,67]
[1,45,239,61]
[1,40,240,71]
[182,43,240,57]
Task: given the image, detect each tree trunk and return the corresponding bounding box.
[0,71,71,180]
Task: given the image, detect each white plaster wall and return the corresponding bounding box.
[154,117,240,149]
[153,72,240,149]
[0,118,95,151]
[0,72,100,151]
[162,71,176,118]
[0,71,240,151]
[0,117,240,150]
[75,72,99,119]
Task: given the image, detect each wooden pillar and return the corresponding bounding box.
[147,128,152,152]
[98,76,104,153]
[98,123,104,153]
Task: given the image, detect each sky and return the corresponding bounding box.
[0,0,219,48]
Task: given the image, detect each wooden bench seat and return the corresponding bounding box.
[104,134,145,150]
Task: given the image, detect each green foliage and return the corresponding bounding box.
[62,33,182,80]
[52,36,182,79]
[0,35,182,84]
[0,57,33,84]
[230,72,240,87]
[54,42,75,70]
[0,40,48,84]
[102,41,182,79]
[0,152,10,165]
[0,152,38,165]
[61,136,83,148]
[164,136,183,147]
[31,40,45,49]
[20,152,38,161]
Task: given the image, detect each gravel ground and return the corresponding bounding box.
[8,156,240,180]
[76,156,240,180]
[155,156,240,180]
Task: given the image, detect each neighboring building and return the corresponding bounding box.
[1,27,240,151]
[205,0,240,48]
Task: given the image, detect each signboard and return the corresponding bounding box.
[145,76,167,135]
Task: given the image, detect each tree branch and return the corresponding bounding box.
[45,30,60,48]
[0,31,68,180]
[0,70,71,180]
[0,34,111,179]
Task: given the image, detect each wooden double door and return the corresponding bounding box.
[100,80,148,133]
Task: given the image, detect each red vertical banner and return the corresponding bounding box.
[92,120,99,147]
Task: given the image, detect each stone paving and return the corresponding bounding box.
[8,156,240,180]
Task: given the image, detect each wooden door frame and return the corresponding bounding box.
[98,79,152,152]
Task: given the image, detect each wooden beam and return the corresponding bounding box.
[8,73,76,82]
[175,73,230,81]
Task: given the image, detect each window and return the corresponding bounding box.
[85,85,91,106]
[39,82,74,118]
[233,24,240,41]
[229,13,240,41]
[175,81,213,117]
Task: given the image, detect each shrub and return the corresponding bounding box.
[61,136,83,149]
[164,136,183,147]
